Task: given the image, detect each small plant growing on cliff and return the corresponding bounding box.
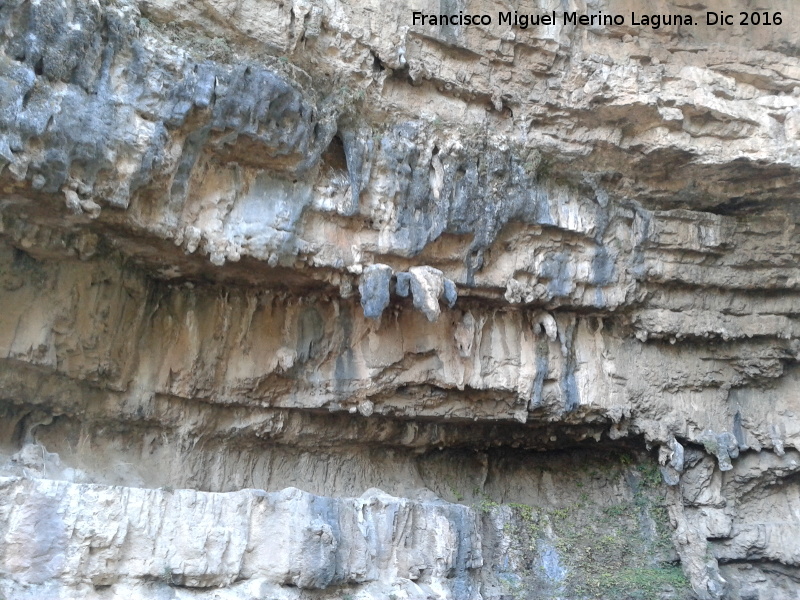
[702,437,720,456]
[618,452,633,466]
[473,489,499,513]
[637,462,663,488]
[603,504,626,518]
[447,480,464,502]
[476,497,499,513]
[160,565,174,585]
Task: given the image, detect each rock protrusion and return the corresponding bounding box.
[659,437,685,485]
[395,271,411,297]
[701,430,740,472]
[359,265,457,321]
[408,266,445,322]
[407,266,458,322]
[359,264,393,319]
[454,312,476,358]
[532,312,558,342]
[443,278,458,308]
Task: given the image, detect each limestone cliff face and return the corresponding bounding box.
[2,0,800,598]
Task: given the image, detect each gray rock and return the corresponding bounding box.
[395,271,411,297]
[701,430,740,472]
[442,278,458,308]
[359,264,393,319]
[0,477,483,598]
[670,437,685,473]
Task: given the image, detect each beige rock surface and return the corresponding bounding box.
[2,0,800,598]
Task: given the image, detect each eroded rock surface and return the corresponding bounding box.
[2,0,800,598]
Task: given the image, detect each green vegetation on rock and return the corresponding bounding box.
[477,450,693,600]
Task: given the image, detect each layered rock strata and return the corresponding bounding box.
[2,0,800,598]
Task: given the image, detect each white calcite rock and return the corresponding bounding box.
[408,266,445,322]
[0,478,482,599]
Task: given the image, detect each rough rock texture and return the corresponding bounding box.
[2,0,800,598]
